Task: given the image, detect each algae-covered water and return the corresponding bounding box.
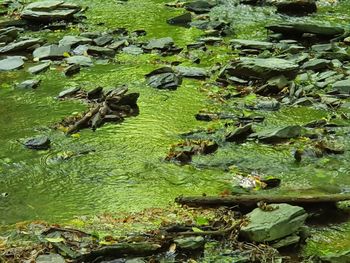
[1,2,350,251]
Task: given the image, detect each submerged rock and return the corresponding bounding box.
[241,203,307,242]
[21,1,82,22]
[252,125,302,143]
[24,136,51,150]
[0,56,24,71]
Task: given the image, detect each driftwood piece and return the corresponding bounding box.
[66,105,100,134]
[175,194,350,207]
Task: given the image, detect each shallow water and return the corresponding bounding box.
[0,0,350,240]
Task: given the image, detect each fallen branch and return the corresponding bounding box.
[175,194,350,207]
[66,105,100,134]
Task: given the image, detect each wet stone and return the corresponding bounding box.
[241,203,307,242]
[0,56,24,71]
[143,37,174,50]
[252,125,303,143]
[24,136,51,150]
[94,34,114,46]
[66,55,93,67]
[16,79,41,89]
[122,45,144,55]
[33,44,70,60]
[167,12,192,27]
[58,35,92,47]
[28,61,51,74]
[64,64,80,76]
[0,38,41,54]
[174,66,208,79]
[147,72,182,90]
[225,123,254,142]
[302,58,331,71]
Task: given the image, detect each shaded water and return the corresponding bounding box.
[1,0,350,242]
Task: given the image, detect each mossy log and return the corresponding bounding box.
[175,194,350,207]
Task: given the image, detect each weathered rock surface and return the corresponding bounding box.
[0,38,41,54]
[266,23,344,38]
[230,39,274,50]
[58,35,92,47]
[174,66,208,79]
[33,44,70,60]
[241,203,307,242]
[184,0,215,13]
[332,78,350,93]
[21,1,81,22]
[16,79,41,89]
[167,13,192,27]
[122,45,144,55]
[143,37,174,50]
[0,56,24,71]
[252,125,302,142]
[145,67,182,90]
[225,57,298,80]
[174,236,205,250]
[28,61,51,74]
[24,136,51,150]
[63,64,80,76]
[225,123,254,142]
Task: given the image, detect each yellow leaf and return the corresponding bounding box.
[71,133,80,139]
[45,237,65,243]
[63,52,71,58]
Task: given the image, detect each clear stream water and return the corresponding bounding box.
[1,0,350,256]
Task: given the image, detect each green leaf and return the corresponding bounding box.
[195,216,209,226]
[45,237,65,243]
[192,227,203,233]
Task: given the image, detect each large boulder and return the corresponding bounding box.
[224,57,298,80]
[241,203,307,242]
[21,1,81,22]
[273,0,317,15]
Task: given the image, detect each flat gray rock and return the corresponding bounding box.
[332,78,350,93]
[252,125,302,142]
[143,37,174,50]
[28,62,51,74]
[174,66,208,79]
[122,45,144,55]
[86,45,115,57]
[0,38,41,53]
[0,56,24,71]
[241,203,307,242]
[24,136,51,150]
[302,59,331,71]
[230,39,274,50]
[226,57,298,80]
[17,79,41,89]
[21,0,81,22]
[33,44,70,60]
[66,55,92,66]
[58,35,92,47]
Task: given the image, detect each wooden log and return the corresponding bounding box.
[66,105,100,134]
[175,194,350,207]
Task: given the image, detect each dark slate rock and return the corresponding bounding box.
[66,55,93,66]
[266,23,344,38]
[332,78,350,93]
[147,72,182,90]
[184,0,215,13]
[302,58,331,71]
[225,57,298,80]
[93,34,114,46]
[63,64,80,76]
[86,45,115,57]
[58,86,80,98]
[174,236,205,250]
[0,38,41,54]
[252,125,303,143]
[122,45,144,55]
[0,56,24,71]
[230,39,274,50]
[24,136,50,150]
[21,1,82,22]
[80,32,101,39]
[275,0,317,15]
[108,40,128,50]
[28,61,51,74]
[225,123,254,142]
[58,35,92,47]
[143,37,174,50]
[33,44,70,60]
[0,27,21,44]
[167,13,192,27]
[16,79,41,89]
[174,66,208,79]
